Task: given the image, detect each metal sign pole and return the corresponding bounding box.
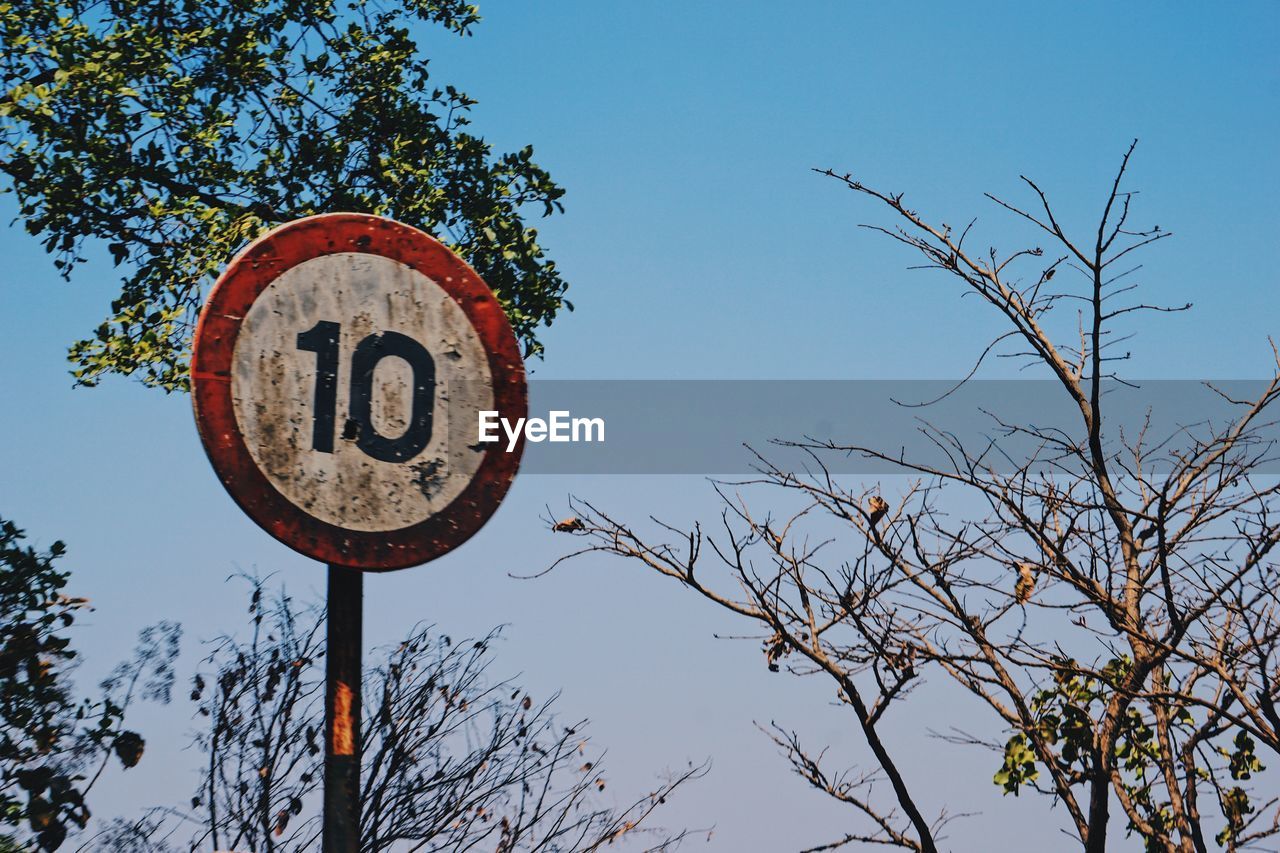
[324,565,363,853]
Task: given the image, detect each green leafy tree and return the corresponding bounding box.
[0,0,569,391]
[0,517,177,851]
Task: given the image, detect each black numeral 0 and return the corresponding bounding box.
[296,321,436,463]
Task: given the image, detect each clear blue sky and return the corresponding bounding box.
[1,2,1277,849]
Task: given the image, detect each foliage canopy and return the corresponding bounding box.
[1,0,569,391]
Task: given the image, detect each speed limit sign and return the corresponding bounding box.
[191,213,527,571]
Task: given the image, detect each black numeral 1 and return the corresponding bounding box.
[296,320,340,454]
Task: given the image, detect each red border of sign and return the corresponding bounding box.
[191,213,527,571]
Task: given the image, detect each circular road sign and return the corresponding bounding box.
[191,213,527,570]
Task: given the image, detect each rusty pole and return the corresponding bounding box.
[324,565,363,853]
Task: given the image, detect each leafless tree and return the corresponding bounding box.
[89,579,704,852]
[550,142,1280,851]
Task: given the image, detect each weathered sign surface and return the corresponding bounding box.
[191,213,526,570]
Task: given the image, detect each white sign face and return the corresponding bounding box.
[230,252,493,533]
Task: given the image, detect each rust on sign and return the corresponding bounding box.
[191,213,527,570]
[331,681,355,756]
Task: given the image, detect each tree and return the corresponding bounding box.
[550,143,1280,851]
[92,579,703,852]
[0,0,570,391]
[0,517,177,851]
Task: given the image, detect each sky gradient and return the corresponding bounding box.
[1,2,1278,849]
